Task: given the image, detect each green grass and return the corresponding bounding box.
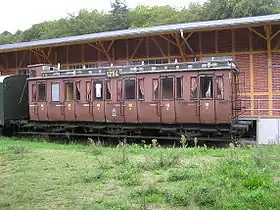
[1,137,280,209]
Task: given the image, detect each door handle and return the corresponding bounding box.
[34,105,39,115]
[89,103,93,115]
[120,102,125,116]
[60,103,65,115]
[156,102,161,117]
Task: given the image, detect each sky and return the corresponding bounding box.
[0,0,205,33]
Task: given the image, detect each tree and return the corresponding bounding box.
[231,0,280,18]
[108,0,131,30]
[0,0,280,45]
[201,0,280,20]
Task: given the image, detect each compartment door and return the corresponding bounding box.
[199,74,216,124]
[92,79,105,122]
[47,82,65,121]
[35,82,48,121]
[64,81,76,121]
[215,73,231,123]
[160,75,176,123]
[175,75,200,123]
[123,77,138,123]
[105,79,125,123]
[29,83,39,121]
[75,81,94,121]
[137,76,161,123]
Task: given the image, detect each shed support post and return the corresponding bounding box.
[249,30,254,116]
[265,25,273,116]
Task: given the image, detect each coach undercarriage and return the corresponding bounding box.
[7,120,238,144]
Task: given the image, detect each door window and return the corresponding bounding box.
[152,79,159,100]
[93,82,103,100]
[32,83,46,101]
[124,79,136,100]
[32,84,37,102]
[86,81,92,101]
[65,82,74,101]
[38,83,46,101]
[75,82,81,101]
[190,77,198,99]
[105,80,111,100]
[176,77,183,99]
[200,76,213,99]
[216,76,224,99]
[117,80,123,101]
[51,83,60,102]
[161,78,173,100]
[138,78,144,100]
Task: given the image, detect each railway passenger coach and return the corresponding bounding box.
[5,59,248,142]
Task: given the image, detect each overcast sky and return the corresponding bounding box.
[0,0,205,33]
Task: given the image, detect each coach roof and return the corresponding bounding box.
[0,13,280,52]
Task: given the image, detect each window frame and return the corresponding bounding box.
[105,80,112,100]
[176,77,183,99]
[152,78,159,101]
[64,81,75,101]
[161,76,174,100]
[216,74,224,100]
[124,78,136,101]
[31,83,37,102]
[74,81,81,102]
[37,82,46,102]
[92,80,104,101]
[137,78,145,100]
[190,76,198,100]
[117,79,123,101]
[51,83,60,102]
[199,75,214,100]
[85,81,92,102]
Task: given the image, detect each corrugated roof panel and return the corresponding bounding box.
[1,14,280,52]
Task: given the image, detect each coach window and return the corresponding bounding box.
[75,82,81,101]
[152,79,159,100]
[117,80,123,101]
[200,76,213,99]
[190,77,198,98]
[176,77,183,99]
[38,83,46,101]
[216,76,224,99]
[86,81,92,101]
[162,77,173,100]
[93,81,103,100]
[125,79,136,100]
[32,84,37,102]
[138,78,144,100]
[105,81,111,100]
[65,82,74,101]
[51,83,60,102]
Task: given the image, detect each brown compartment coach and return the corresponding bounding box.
[17,59,246,142]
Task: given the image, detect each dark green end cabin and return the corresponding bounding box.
[0,75,29,126]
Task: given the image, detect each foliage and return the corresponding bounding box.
[1,0,280,45]
[7,144,28,154]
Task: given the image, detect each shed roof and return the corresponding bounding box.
[1,14,280,53]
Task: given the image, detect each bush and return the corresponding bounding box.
[88,138,103,156]
[8,144,28,154]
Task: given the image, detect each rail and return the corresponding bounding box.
[39,59,238,77]
[237,98,280,118]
